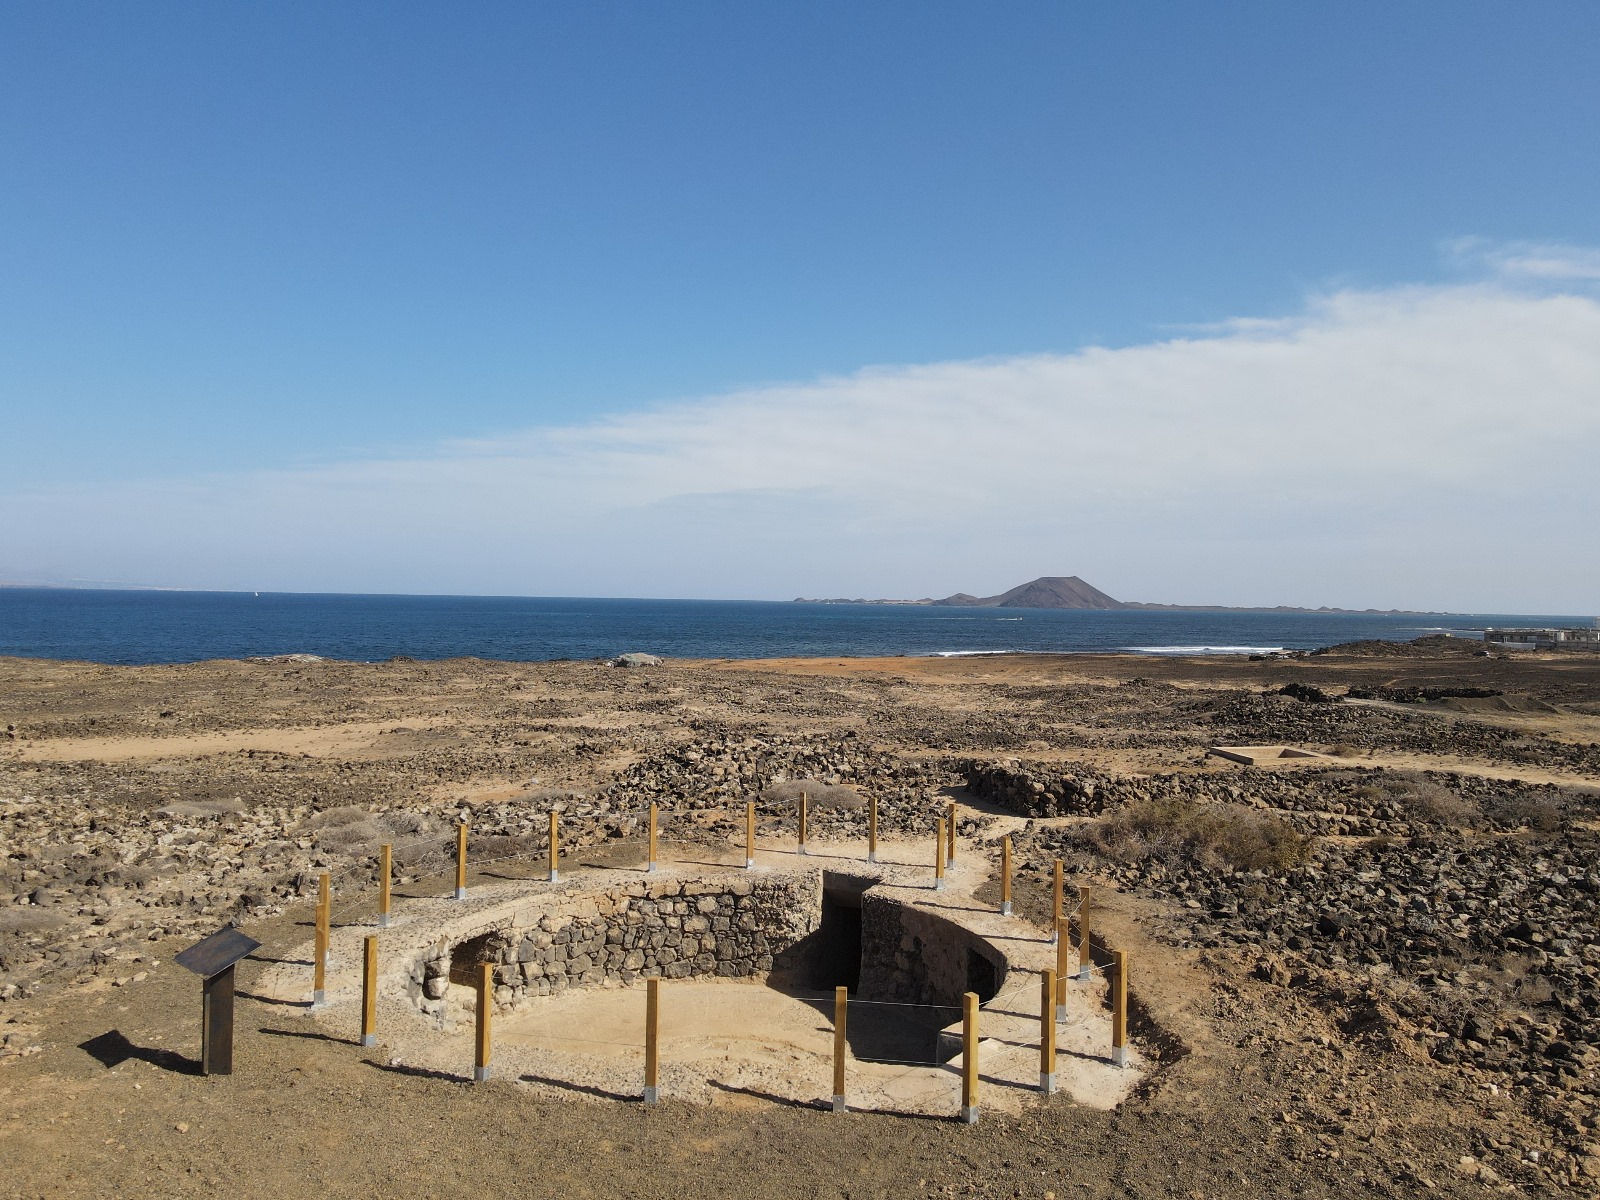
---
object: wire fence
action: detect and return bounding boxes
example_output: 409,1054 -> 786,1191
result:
11,794 -> 1091,1007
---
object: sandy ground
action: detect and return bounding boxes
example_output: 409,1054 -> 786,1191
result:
4,644 -> 1600,1198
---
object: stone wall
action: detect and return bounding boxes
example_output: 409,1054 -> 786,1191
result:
961,759 -> 1115,818
409,872 -> 821,1013
858,890 -> 1008,1009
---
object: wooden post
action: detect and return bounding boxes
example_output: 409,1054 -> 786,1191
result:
1111,948 -> 1129,1067
474,962 -> 492,1082
1039,969 -> 1056,1094
1050,859 -> 1063,944
643,977 -> 660,1103
313,871 -> 329,1006
867,795 -> 878,864
832,985 -> 848,1113
798,790 -> 808,856
1077,885 -> 1091,982
1054,919 -> 1068,1021
378,842 -> 392,928
934,819 -> 946,890
454,822 -> 468,900
647,802 -> 658,874
548,809 -> 560,883
745,801 -> 756,870
200,965 -> 236,1075
960,991 -> 979,1124
361,935 -> 378,1047
1000,836 -> 1013,916
946,801 -> 957,864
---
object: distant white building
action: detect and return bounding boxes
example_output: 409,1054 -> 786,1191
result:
1484,620 -> 1600,649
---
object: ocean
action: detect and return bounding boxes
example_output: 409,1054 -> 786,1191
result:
0,588 -> 1581,666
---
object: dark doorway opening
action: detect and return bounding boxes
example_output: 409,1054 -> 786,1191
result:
966,948 -> 999,1003
811,885 -> 862,991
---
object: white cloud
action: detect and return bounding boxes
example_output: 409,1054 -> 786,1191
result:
1448,236 -> 1600,283
5,278 -> 1600,612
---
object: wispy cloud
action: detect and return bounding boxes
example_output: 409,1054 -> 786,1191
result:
5,274 -> 1600,611
1448,236 -> 1600,283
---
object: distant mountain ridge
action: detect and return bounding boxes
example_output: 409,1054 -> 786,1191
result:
794,575 -> 1444,615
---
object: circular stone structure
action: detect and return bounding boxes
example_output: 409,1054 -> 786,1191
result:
259,831 -> 1143,1117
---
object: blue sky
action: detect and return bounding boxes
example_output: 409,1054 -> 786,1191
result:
3,3 -> 1599,608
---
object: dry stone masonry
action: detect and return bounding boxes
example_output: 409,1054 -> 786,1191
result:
410,873 -> 820,1014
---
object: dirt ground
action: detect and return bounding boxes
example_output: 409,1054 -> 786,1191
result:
3,642 -> 1600,1198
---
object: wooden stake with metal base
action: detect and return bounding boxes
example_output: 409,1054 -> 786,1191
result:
378,842 -> 392,927
798,791 -> 808,856
1039,969 -> 1057,1094
946,802 -> 956,864
1000,836 -> 1013,915
960,991 -> 979,1124
647,802 -> 658,873
934,819 -> 946,891
361,935 -> 378,1048
1054,919 -> 1069,1021
1077,885 -> 1092,983
745,801 -> 756,870
1111,948 -> 1129,1067
548,810 -> 560,883
1050,859 -> 1063,944
313,872 -> 329,1007
643,977 -> 660,1103
454,823 -> 468,900
474,962 -> 492,1082
867,795 -> 878,864
832,985 -> 848,1113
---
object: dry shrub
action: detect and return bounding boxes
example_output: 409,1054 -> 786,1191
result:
1088,798 -> 1311,873
302,805 -> 369,829
762,779 -> 863,809
1495,795 -> 1563,832
1358,772 -> 1478,826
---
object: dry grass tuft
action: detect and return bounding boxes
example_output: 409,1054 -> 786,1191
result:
1087,797 -> 1311,873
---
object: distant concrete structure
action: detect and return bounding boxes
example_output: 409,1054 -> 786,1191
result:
1484,620 -> 1600,650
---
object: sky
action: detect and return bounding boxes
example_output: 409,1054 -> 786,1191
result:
2,2 -> 1598,611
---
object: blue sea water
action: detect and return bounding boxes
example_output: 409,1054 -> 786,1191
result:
0,588 -> 1582,666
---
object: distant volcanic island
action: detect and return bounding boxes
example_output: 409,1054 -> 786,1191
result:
793,575 -> 1439,616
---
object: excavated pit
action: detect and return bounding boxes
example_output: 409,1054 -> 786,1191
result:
267,842 -> 1143,1116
